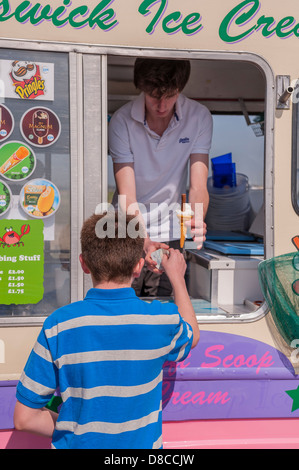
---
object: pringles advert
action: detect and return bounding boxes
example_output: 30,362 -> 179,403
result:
0,59 -> 54,101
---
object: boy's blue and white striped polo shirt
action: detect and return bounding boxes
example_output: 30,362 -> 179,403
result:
16,287 -> 193,449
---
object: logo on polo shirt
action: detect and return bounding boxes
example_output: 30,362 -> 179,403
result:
179,137 -> 190,144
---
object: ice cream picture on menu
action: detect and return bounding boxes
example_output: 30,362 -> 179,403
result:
20,178 -> 60,219
20,106 -> 61,147
0,104 -> 14,142
0,142 -> 35,180
32,109 -> 49,144
0,180 -> 12,216
0,146 -> 29,175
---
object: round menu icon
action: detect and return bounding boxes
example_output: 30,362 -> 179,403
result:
20,107 -> 61,147
0,105 -> 14,142
0,141 -> 35,181
0,180 -> 12,216
20,178 -> 60,219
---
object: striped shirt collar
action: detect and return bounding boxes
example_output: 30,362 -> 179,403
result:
85,287 -> 137,301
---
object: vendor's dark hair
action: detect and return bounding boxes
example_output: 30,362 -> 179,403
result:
134,58 -> 190,99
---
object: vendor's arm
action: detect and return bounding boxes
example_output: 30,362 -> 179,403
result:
187,153 -> 209,249
114,162 -> 169,272
189,153 -> 209,217
113,162 -> 139,214
14,400 -> 57,438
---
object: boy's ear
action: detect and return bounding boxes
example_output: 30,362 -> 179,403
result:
79,254 -> 91,274
132,257 -> 145,278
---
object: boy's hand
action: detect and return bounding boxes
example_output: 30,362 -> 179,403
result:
161,248 -> 186,283
144,238 -> 169,273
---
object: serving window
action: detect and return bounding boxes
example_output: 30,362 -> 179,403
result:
0,45 -> 274,324
107,54 -> 269,321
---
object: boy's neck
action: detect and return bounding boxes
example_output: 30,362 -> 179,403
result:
92,279 -> 133,290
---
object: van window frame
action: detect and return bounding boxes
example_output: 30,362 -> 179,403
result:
0,40 -> 274,325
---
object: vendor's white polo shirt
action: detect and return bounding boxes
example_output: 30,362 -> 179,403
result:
109,93 -> 213,241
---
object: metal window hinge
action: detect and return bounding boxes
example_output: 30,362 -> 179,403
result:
276,75 -> 294,109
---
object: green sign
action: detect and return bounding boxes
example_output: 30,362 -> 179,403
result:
0,219 -> 44,304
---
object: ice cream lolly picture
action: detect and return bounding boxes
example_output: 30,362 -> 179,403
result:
20,106 -> 61,147
20,178 -> 60,218
0,180 -> 12,216
32,109 -> 49,144
0,142 -> 35,180
0,104 -> 14,142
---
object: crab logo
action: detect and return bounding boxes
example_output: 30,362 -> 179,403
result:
0,224 -> 30,248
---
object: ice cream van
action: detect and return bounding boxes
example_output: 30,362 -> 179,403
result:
0,0 -> 299,449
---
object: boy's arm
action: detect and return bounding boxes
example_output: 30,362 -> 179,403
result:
14,400 -> 57,438
161,249 -> 200,348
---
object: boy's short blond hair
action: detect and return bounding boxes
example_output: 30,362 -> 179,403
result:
80,212 -> 144,283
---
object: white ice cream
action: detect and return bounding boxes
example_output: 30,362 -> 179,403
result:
176,203 -> 194,218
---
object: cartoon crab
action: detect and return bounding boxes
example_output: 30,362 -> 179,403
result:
0,224 -> 30,248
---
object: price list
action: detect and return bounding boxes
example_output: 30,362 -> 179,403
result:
0,219 -> 44,305
8,269 -> 25,295
0,268 -> 26,296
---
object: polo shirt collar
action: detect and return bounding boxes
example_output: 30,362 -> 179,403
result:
85,287 -> 137,301
175,93 -> 183,120
131,92 -> 184,125
131,92 -> 146,123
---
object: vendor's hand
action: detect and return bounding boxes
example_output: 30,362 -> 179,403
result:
144,238 -> 169,273
185,218 -> 207,250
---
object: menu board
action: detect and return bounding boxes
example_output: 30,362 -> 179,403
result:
0,56 -> 63,306
0,219 -> 44,304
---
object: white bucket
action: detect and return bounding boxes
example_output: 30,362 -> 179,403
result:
205,173 -> 251,231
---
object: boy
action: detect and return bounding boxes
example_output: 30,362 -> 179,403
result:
14,212 -> 199,449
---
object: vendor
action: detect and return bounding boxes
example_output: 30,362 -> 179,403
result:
108,58 -> 213,296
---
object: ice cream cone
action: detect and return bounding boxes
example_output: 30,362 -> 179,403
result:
176,199 -> 194,249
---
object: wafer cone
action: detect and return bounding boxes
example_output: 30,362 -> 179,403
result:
176,195 -> 194,249
178,214 -> 193,248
